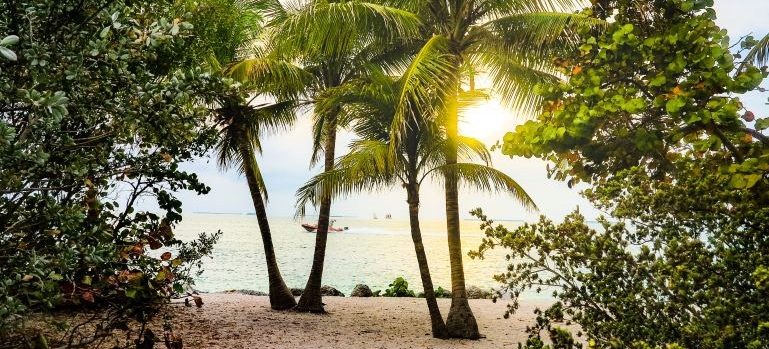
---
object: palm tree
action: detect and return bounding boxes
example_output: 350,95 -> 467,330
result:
742,33 -> 769,70
295,71 -> 536,337
385,0 -> 603,338
195,0 -> 310,310
236,0 -> 422,312
213,97 -> 299,310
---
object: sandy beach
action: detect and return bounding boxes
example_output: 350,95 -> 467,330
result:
164,293 -> 556,349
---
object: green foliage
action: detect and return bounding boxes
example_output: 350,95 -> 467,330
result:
417,286 -> 451,298
741,33 -> 769,69
0,34 -> 18,61
487,1 -> 769,347
502,0 -> 769,193
0,0 -> 234,342
383,277 -> 416,297
434,286 -> 451,298
295,71 -> 535,215
472,157 -> 769,348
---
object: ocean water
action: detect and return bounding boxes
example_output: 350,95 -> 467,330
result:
174,214 -> 528,297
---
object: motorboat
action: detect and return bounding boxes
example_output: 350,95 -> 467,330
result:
301,220 -> 347,233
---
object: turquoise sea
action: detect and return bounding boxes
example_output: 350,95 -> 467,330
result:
175,214 -> 537,297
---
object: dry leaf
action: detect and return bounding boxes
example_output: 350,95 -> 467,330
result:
82,291 -> 95,303
571,66 -> 583,75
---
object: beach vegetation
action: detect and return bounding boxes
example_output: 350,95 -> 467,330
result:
0,0 -> 232,345
383,277 -> 417,298
475,0 -> 769,347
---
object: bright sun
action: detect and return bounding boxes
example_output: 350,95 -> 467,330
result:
459,100 -> 519,145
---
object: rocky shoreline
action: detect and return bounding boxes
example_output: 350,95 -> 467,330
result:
225,283 -> 496,299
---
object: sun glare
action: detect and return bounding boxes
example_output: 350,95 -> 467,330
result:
459,100 -> 518,144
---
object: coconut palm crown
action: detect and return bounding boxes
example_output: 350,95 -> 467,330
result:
295,69 -> 536,336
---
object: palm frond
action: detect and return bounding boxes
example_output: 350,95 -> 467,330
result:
474,47 -> 559,115
341,139 -> 397,173
456,136 -> 492,165
741,33 -> 769,71
214,99 -> 295,182
418,135 -> 491,171
479,0 -> 588,17
251,100 -> 298,135
391,34 -> 457,151
309,107 -> 328,167
295,141 -> 397,217
427,163 -> 537,211
226,58 -> 309,99
457,88 -> 491,112
484,12 -> 606,60
267,0 -> 422,59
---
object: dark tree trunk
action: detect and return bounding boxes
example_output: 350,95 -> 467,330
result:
240,145 -> 296,310
296,114 -> 338,313
406,181 -> 449,338
443,88 -> 480,339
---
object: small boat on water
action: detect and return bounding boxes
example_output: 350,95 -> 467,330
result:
301,220 -> 347,233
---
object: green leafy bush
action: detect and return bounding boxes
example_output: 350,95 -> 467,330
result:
383,277 -> 416,297
417,286 -> 451,298
489,1 -> 769,347
0,0 -> 239,345
434,286 -> 451,298
472,159 -> 769,348
502,0 -> 769,191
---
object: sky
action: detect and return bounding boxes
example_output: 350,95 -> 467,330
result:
164,0 -> 769,221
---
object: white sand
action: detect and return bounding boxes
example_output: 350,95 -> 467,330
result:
166,293 -> 557,349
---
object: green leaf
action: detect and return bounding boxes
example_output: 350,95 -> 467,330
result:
125,288 -> 137,299
621,98 -> 646,113
755,118 -> 769,131
0,46 -> 17,61
666,97 -> 687,114
0,35 -> 19,46
649,75 -> 666,87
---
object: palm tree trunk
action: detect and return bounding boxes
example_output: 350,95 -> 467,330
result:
296,113 -> 338,313
406,181 -> 449,338
240,145 -> 296,310
444,87 -> 480,339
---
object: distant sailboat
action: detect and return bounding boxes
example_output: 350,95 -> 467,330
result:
385,213 -> 392,219
373,213 -> 378,220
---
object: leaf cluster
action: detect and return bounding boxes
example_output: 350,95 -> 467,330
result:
472,158 -> 769,348
502,0 -> 769,193
0,0 -> 233,344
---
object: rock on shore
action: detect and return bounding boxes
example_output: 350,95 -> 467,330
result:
350,284 -> 373,297
289,285 -> 346,297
